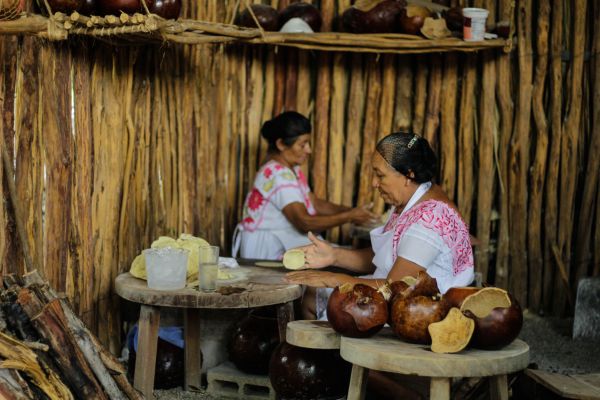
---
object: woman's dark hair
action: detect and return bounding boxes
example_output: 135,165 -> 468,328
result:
375,132 -> 437,183
261,111 -> 311,152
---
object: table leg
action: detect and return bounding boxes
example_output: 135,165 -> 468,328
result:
184,309 -> 202,391
347,364 -> 369,400
490,374 -> 509,400
276,301 -> 295,342
134,305 -> 160,400
430,377 -> 451,400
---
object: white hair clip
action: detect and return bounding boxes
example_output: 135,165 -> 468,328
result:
407,135 -> 419,149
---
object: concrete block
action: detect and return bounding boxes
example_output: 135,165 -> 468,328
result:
573,277 -> 600,340
206,361 -> 276,400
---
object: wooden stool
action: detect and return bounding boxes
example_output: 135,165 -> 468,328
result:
286,320 -> 341,349
340,328 -> 529,400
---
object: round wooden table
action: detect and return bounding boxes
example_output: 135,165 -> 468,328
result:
115,266 -> 301,399
340,328 -> 529,400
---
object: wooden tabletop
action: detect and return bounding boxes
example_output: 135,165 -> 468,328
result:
286,320 -> 341,349
340,327 -> 529,378
115,266 -> 302,309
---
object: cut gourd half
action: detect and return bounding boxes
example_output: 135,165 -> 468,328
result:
429,307 -> 475,353
283,249 -> 306,270
459,287 -> 512,318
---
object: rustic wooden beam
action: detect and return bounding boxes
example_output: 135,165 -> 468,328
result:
393,56 -> 413,132
576,1 -> 600,279
508,0 -> 533,306
475,7 -> 497,284
527,0 -> 550,312
494,0 -> 515,289
439,53 -> 458,200
543,0 -> 563,312
412,55 -> 428,135
374,54 -> 396,214
556,0 -> 587,314
457,54 -> 476,225
357,57 -> 381,207
572,0 -> 597,294
328,51 -> 347,242
311,0 -> 335,199
341,53 -> 365,241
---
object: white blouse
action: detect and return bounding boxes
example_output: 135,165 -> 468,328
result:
232,160 -> 316,260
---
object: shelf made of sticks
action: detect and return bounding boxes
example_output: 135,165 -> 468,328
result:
0,13 -> 512,54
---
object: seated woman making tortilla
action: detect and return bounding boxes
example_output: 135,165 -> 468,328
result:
286,132 -> 475,320
233,111 -> 377,260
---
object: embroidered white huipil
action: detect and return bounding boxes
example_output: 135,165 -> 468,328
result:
232,160 -> 316,260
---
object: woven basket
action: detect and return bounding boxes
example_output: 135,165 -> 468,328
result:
0,0 -> 23,21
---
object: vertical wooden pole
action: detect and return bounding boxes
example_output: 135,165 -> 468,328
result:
393,56 -> 413,132
575,0 -> 600,281
423,54 -> 442,151
41,44 -> 73,294
328,51 -> 347,242
71,44 -> 95,329
543,0 -> 563,312
341,54 -> 365,241
475,0 -> 497,283
374,54 -> 397,214
527,0 -> 550,312
14,37 -> 42,276
312,0 -> 335,199
439,53 -> 458,200
457,55 -> 476,225
1,38 -> 22,275
357,58 -> 382,207
508,0 -> 533,306
495,0 -> 515,289
556,0 -> 587,313
412,55 -> 428,136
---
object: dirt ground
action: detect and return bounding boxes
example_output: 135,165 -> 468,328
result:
154,311 -> 600,399
518,310 -> 600,375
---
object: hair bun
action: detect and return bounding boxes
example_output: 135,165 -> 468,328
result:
261,119 -> 276,141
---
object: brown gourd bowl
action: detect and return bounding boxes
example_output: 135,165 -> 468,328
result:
327,283 -> 388,338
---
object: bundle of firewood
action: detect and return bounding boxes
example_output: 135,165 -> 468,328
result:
0,270 -> 142,400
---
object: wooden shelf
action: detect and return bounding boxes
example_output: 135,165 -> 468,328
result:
0,14 -> 512,54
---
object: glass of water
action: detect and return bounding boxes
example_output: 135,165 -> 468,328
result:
198,245 -> 219,292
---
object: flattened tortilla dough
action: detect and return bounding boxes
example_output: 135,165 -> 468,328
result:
283,249 -> 305,270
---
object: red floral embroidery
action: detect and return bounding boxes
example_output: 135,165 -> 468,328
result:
390,200 -> 473,276
274,164 -> 284,171
263,167 -> 273,179
243,216 -> 254,224
247,189 -> 265,211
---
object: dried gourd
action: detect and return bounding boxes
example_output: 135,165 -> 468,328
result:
428,307 -> 474,353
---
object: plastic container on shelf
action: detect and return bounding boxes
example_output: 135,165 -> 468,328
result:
462,8 -> 489,41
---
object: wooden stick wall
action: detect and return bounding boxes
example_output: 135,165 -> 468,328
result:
0,0 -> 599,351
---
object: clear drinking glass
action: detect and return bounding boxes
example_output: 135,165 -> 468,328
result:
143,247 -> 189,290
198,246 -> 219,292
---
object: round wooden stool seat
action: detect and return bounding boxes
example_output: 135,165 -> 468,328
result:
286,320 -> 341,349
340,327 -> 529,400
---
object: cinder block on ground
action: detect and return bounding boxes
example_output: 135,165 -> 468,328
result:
206,361 -> 276,400
573,277 -> 600,340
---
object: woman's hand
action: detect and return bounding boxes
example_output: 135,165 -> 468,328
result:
298,232 -> 336,269
285,270 -> 346,288
348,203 -> 380,226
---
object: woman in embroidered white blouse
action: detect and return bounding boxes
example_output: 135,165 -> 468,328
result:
232,111 -> 377,260
286,132 -> 475,320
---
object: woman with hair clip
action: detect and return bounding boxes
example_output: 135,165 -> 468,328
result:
286,132 -> 475,321
232,111 -> 378,260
